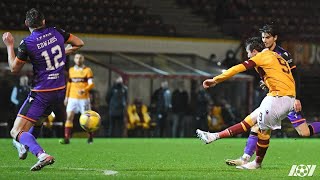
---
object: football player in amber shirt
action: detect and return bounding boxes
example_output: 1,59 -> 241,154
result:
226,24 -> 320,167
60,53 -> 94,144
196,37 -> 298,170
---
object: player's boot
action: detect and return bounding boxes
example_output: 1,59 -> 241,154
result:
236,160 -> 261,170
59,138 -> 70,144
226,157 -> 249,166
87,137 -> 93,144
30,153 -> 55,171
196,129 -> 219,144
12,139 -> 28,160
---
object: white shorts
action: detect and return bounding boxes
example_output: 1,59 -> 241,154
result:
66,98 -> 91,114
250,96 -> 295,130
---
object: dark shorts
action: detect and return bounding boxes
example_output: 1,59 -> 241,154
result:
18,89 -> 65,123
287,111 -> 306,128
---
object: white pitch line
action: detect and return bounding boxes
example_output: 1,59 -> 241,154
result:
0,165 -> 118,176
103,170 -> 118,175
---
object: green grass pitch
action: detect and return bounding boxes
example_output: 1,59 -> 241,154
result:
0,138 -> 319,179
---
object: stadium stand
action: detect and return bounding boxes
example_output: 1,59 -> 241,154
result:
1,0 -> 320,40
176,0 -> 320,41
0,0 -> 176,36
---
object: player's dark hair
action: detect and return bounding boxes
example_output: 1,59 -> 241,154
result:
25,8 -> 45,28
259,23 -> 278,37
245,37 -> 264,52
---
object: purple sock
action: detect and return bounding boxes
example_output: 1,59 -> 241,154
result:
19,132 -> 44,156
310,122 -> 320,134
29,126 -> 41,139
244,135 -> 258,156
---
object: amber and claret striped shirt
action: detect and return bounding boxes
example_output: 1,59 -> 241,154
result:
66,65 -> 94,99
213,49 -> 296,97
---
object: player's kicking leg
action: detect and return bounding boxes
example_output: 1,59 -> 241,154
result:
196,114 -> 256,144
225,124 -> 259,166
226,111 -> 320,166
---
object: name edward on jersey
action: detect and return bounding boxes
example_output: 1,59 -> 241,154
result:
36,36 -> 57,49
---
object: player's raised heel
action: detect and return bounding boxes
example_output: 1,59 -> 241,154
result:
30,154 -> 55,171
12,139 -> 28,160
196,129 -> 219,144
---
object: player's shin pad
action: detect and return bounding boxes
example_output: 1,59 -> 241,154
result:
255,131 -> 270,164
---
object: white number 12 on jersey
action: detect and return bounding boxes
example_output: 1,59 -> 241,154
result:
41,45 -> 65,70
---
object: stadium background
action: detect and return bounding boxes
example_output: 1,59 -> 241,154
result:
0,0 -> 320,138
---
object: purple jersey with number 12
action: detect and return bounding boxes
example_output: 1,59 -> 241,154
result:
17,27 -> 70,91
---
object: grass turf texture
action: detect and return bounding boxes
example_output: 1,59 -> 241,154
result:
0,138 -> 319,179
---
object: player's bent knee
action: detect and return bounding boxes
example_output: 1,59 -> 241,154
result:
244,115 -> 256,127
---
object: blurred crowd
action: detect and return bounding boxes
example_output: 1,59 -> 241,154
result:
0,74 -> 241,138
103,77 -> 242,138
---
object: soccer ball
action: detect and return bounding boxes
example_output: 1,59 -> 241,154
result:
79,110 -> 101,132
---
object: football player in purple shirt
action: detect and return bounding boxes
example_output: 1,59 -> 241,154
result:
2,8 -> 84,171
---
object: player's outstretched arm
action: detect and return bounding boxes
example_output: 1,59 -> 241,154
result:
65,34 -> 84,55
204,64 -> 247,89
2,32 -> 25,73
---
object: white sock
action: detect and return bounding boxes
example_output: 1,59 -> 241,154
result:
37,153 -> 48,160
242,153 -> 251,161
